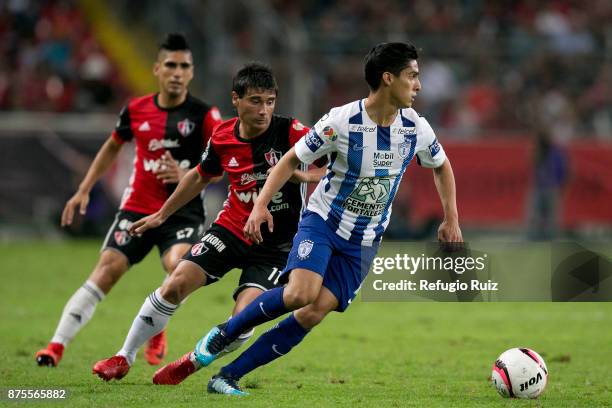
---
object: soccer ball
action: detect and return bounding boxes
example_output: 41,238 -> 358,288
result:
491,348 -> 548,399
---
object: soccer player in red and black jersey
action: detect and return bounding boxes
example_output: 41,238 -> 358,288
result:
90,63 -> 325,383
35,33 -> 222,368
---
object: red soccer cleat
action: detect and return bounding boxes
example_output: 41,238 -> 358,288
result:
92,355 -> 130,381
35,342 -> 64,367
152,352 -> 198,385
145,331 -> 167,365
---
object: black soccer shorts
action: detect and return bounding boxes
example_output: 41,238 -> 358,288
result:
102,210 -> 204,266
182,223 -> 288,299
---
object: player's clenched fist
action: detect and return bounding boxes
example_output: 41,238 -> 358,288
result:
61,191 -> 90,227
437,219 -> 463,243
129,212 -> 167,236
243,204 -> 273,244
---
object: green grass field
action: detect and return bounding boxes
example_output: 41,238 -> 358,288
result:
1,241 -> 611,407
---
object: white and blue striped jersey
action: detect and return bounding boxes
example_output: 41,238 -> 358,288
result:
294,99 -> 446,246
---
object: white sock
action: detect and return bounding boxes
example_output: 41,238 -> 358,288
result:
51,280 -> 105,346
117,288 -> 178,365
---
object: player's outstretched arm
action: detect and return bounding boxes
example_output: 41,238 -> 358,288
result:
244,147 -> 302,243
61,136 -> 123,227
432,158 -> 463,243
130,167 -> 211,235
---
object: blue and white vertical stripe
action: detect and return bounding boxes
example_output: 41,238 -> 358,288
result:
297,100 -> 445,246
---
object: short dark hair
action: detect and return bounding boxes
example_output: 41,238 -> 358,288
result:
159,33 -> 190,52
364,42 -> 419,90
232,62 -> 278,98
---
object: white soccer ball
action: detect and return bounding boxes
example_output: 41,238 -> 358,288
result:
491,348 -> 548,399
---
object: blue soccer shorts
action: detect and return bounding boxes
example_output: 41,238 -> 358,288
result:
282,210 -> 379,312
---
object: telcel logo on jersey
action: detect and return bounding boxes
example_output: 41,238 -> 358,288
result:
392,126 -> 417,135
348,124 -> 376,133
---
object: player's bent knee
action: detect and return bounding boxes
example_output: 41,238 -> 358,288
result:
160,262 -> 204,304
283,287 -> 317,309
164,254 -> 184,275
162,243 -> 192,274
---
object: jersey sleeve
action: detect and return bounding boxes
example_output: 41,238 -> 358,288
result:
202,106 -> 223,145
111,104 -> 133,144
294,111 -> 338,165
415,116 -> 446,168
197,139 -> 224,177
288,118 -> 309,147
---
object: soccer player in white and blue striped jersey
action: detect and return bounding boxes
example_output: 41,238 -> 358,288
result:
164,42 -> 463,395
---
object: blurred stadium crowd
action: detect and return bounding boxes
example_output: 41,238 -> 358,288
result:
0,0 -> 127,112
2,0 -> 610,139
271,0 -> 611,139
0,0 -> 610,239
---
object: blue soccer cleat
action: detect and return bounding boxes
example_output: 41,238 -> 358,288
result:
193,324 -> 230,367
207,374 -> 248,396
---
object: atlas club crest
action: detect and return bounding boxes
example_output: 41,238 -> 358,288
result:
177,118 -> 195,137
264,148 -> 282,166
114,231 -> 131,246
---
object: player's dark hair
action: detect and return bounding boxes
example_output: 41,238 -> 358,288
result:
364,42 -> 419,90
159,33 -> 190,52
232,62 -> 278,98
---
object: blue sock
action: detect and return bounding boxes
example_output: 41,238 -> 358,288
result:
224,287 -> 288,339
221,313 -> 308,380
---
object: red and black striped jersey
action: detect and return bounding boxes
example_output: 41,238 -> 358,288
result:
112,93 -> 222,219
198,115 -> 311,247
